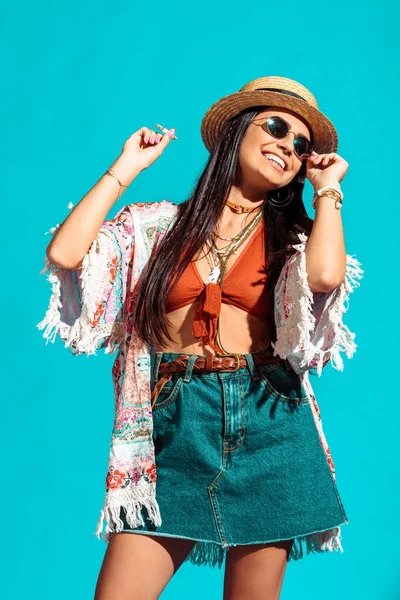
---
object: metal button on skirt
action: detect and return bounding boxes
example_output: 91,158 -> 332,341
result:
116,348 -> 348,569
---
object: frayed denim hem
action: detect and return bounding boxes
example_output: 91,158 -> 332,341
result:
185,523 -> 347,568
117,522 -> 348,569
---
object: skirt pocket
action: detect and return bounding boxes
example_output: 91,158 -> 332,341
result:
257,363 -> 308,404
152,375 -> 184,412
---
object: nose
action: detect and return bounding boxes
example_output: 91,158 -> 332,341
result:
277,131 -> 296,155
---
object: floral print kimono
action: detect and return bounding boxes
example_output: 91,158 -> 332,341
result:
37,200 -> 363,566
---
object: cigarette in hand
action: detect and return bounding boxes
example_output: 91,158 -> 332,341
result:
154,123 -> 178,140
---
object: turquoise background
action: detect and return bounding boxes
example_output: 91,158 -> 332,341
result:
2,0 -> 398,598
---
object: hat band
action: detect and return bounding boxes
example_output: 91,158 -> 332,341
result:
257,87 -> 307,102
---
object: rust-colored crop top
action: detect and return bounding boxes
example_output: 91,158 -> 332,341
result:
166,223 -> 273,353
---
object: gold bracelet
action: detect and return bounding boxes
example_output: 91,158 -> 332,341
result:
312,186 -> 343,210
105,168 -> 129,198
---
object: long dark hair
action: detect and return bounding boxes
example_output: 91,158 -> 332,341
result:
133,106 -> 314,347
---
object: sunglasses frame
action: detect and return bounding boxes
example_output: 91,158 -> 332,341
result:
251,115 -> 314,160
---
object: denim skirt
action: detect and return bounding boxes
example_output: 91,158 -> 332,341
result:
117,348 -> 348,568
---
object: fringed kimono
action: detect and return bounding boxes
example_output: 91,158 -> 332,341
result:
37,200 -> 363,566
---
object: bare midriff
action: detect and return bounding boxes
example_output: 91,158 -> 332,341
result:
153,223 -> 274,355
153,302 -> 273,354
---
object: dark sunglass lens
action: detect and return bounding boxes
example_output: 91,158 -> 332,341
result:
294,136 -> 312,159
265,117 -> 288,139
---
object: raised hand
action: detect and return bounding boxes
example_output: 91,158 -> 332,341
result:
121,126 -> 176,172
306,151 -> 348,190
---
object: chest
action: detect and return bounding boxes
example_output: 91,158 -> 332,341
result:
166,223 -> 271,320
194,222 -> 266,286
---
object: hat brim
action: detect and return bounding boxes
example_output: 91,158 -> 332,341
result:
201,90 -> 338,154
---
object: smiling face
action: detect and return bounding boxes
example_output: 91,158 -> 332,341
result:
236,107 -> 313,193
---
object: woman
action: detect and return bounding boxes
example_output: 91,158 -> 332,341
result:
38,76 -> 363,599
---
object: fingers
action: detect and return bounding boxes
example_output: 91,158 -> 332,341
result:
309,152 -> 337,166
130,127 -> 159,145
133,127 -> 151,140
321,154 -> 333,166
128,126 -> 176,157
143,128 -> 175,146
309,152 -> 322,165
143,129 -> 159,145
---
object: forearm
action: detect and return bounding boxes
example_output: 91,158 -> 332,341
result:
46,152 -> 141,270
305,183 -> 347,292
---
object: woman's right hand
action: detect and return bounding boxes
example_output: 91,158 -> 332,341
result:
121,126 -> 176,172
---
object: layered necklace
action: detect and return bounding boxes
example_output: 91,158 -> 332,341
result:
193,201 -> 264,356
204,208 -> 263,285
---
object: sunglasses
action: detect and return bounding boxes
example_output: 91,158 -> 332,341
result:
251,115 -> 313,160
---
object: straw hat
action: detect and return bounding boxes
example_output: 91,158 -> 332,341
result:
201,76 -> 338,155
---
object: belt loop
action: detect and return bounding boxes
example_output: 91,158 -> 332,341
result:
183,355 -> 198,383
152,352 -> 164,383
245,352 -> 260,381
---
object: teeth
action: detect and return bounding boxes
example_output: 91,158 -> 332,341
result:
263,153 -> 285,170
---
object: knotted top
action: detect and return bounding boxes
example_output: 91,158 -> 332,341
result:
166,224 -> 272,352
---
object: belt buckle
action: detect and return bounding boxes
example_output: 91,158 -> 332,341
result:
217,353 -> 242,373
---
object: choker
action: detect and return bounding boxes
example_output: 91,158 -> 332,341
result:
224,199 -> 263,214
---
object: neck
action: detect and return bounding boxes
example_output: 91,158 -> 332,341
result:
225,183 -> 266,210
218,202 -> 263,232
225,199 -> 263,214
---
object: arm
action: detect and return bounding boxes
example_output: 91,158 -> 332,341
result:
38,126 -> 175,355
38,203 -> 135,355
46,153 -> 141,269
305,182 -> 347,292
46,126 -> 174,270
272,152 -> 363,375
303,152 -> 349,293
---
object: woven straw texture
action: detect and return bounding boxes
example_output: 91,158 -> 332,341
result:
201,76 -> 338,154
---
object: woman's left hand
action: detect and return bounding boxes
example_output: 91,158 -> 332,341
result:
306,152 -> 349,190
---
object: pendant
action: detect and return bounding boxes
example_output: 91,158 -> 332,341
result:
207,265 -> 221,284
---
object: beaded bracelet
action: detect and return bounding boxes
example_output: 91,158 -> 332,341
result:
312,186 -> 343,210
105,168 -> 129,198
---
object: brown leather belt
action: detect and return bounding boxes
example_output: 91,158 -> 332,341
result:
157,350 -> 283,375
151,349 -> 285,409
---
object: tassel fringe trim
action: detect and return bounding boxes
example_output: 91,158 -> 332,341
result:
272,233 -> 363,376
182,526 -> 344,569
287,525 -> 344,561
184,541 -> 227,569
95,488 -> 162,543
94,492 -> 345,569
37,230 -> 124,355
